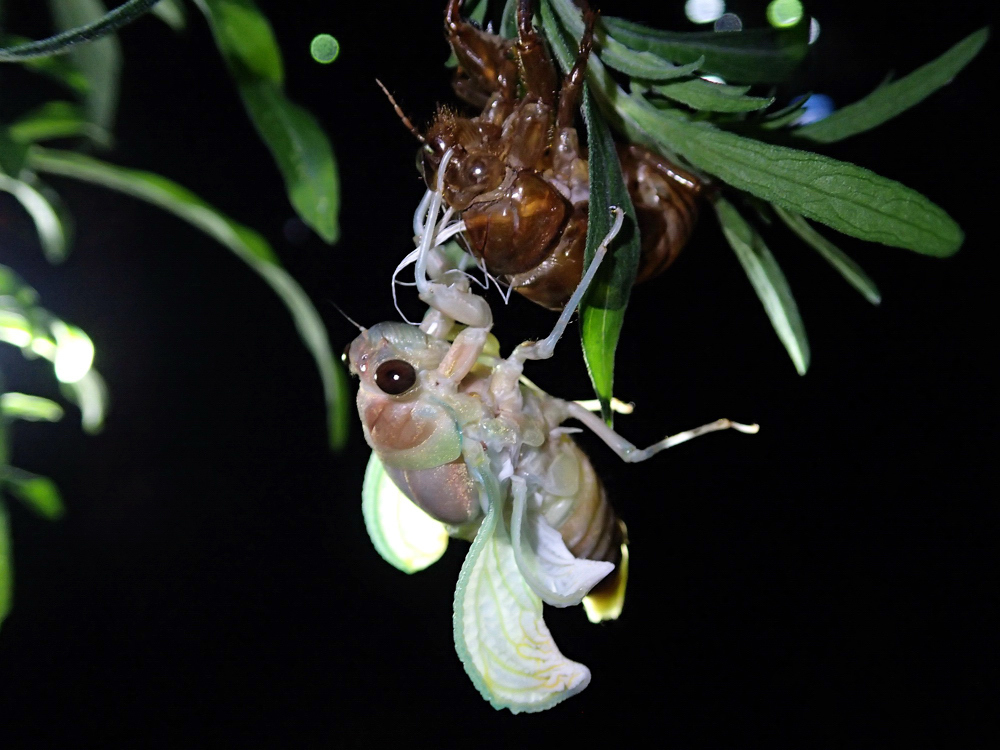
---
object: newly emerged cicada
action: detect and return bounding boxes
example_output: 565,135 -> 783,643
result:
344,155 -> 755,712
407,0 -> 703,310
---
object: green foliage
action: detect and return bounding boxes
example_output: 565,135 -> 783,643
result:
0,501 -> 11,630
579,88 -> 640,423
197,0 -> 341,244
27,148 -> 351,450
795,28 -> 989,143
714,197 -> 809,374
2,468 -> 65,520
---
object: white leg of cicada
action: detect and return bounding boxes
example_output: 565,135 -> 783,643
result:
512,207 -> 624,363
563,401 -> 759,463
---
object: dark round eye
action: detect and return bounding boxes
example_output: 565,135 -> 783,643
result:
375,359 -> 417,395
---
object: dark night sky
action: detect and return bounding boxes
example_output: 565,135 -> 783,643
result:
0,1 -> 995,746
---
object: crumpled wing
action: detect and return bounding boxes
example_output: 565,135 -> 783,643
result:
510,476 -> 614,607
453,454 -> 590,713
362,452 -> 449,573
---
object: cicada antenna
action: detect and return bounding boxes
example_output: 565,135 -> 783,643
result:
330,301 -> 366,333
375,79 -> 428,148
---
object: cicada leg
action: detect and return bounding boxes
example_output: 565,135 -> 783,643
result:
515,0 -> 559,109
555,6 -> 596,130
445,0 -> 517,111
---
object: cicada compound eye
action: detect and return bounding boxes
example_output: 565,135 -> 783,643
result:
375,359 -> 417,395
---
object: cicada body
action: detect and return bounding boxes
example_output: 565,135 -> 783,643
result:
418,0 -> 703,311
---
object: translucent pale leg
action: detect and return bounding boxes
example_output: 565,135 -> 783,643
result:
564,402 -> 759,463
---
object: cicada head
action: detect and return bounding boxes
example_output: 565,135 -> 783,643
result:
345,323 -> 462,471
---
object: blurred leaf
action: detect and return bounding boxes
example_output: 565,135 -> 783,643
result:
601,15 -> 810,83
1,393 -> 65,423
2,468 -> 65,520
773,206 -> 881,305
500,0 -> 517,39
0,129 -> 28,175
548,0 -> 703,81
622,98 -> 964,256
48,0 -> 123,130
28,147 -> 350,449
61,369 -> 107,434
0,173 -> 70,263
197,0 -> 340,243
151,0 -> 186,30
0,501 -> 11,630
796,28 -> 988,143
645,78 -> 774,112
8,101 -> 112,147
0,35 -> 90,92
714,197 -> 810,374
579,87 -> 640,423
50,320 -> 95,383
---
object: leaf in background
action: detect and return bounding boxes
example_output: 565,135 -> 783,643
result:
0,129 -> 28,176
150,0 -> 186,31
8,101 -> 112,147
579,88 -> 641,424
548,0 -> 703,81
714,196 -> 810,374
796,28 -> 988,143
500,0 -> 517,39
28,147 -> 350,449
2,467 -> 65,520
61,369 -> 108,434
645,78 -> 774,112
624,99 -> 964,256
0,173 -> 70,263
0,501 -> 11,630
48,0 -> 123,131
0,35 -> 90,93
197,0 -> 340,244
601,15 -> 810,83
1,393 -> 65,423
773,205 -> 881,305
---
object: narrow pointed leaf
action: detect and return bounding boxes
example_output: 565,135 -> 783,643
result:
500,0 -> 517,39
151,0 -> 186,31
773,205 -> 881,305
647,78 -> 774,112
454,452 -> 591,713
28,147 -> 350,449
796,28 -> 989,143
7,101 -> 111,146
548,0 -> 704,81
1,393 -> 65,423
622,98 -> 963,256
601,15 -> 810,83
61,369 -> 108,434
579,87 -> 641,423
197,0 -> 340,243
2,468 -> 65,520
0,173 -> 69,262
0,35 -> 89,92
48,0 -> 123,130
714,197 -> 810,374
362,452 -> 448,574
0,501 -> 11,630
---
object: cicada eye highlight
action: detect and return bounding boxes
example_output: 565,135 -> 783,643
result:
375,359 -> 417,395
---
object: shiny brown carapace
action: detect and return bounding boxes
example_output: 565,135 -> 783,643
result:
419,0 -> 703,310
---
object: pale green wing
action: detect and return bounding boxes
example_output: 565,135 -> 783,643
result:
453,452 -> 590,713
361,452 -> 448,574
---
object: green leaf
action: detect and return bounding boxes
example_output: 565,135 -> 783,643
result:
2,468 -> 65,520
454,448 -> 590,714
601,15 -> 810,83
773,205 -> 881,305
8,101 -> 112,147
61,369 -> 107,434
713,196 -> 810,374
361,452 -> 448,574
197,0 -> 340,243
623,99 -> 963,256
579,87 -> 641,424
645,77 -> 775,112
0,129 -> 28,175
236,80 -> 341,244
796,28 -> 989,143
0,501 -> 11,630
1,393 -> 65,422
547,0 -> 704,81
0,34 -> 90,92
500,0 -> 517,39
47,0 -> 123,131
0,173 -> 70,263
28,147 -> 350,449
151,0 -> 186,31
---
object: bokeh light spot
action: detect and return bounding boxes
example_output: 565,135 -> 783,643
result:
685,0 -> 725,24
809,17 -> 821,44
766,0 -> 803,28
714,13 -> 742,32
797,94 -> 835,125
310,34 -> 340,64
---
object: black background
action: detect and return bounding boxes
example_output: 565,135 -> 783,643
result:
0,1 -> 995,746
